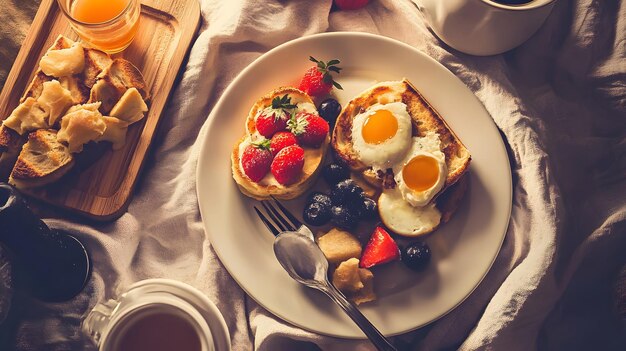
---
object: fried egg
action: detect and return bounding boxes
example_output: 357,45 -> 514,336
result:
393,132 -> 447,207
378,188 -> 442,236
351,102 -> 412,171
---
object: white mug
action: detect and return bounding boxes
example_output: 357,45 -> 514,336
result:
418,0 -> 557,56
82,279 -> 217,351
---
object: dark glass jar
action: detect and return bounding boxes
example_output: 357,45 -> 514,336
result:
0,183 -> 90,302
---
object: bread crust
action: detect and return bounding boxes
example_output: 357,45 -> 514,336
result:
231,87 -> 329,200
9,129 -> 74,189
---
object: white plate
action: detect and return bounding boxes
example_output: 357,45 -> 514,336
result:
197,32 -> 511,338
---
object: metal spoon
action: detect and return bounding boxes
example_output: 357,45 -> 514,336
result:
273,231 -> 397,351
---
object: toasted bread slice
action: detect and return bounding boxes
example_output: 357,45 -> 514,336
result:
9,129 -> 74,189
332,79 -> 470,190
231,87 -> 329,200
89,59 -> 148,114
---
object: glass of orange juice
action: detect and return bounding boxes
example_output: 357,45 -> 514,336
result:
57,0 -> 141,54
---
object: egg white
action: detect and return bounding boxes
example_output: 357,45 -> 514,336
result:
378,187 -> 442,237
351,102 -> 412,171
393,132 -> 447,207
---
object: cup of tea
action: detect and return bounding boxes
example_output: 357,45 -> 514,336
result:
419,0 -> 556,56
56,0 -> 141,53
82,279 -> 225,351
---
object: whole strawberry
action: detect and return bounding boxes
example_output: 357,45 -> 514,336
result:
335,0 -> 369,10
271,145 -> 305,185
241,141 -> 273,182
287,112 -> 330,148
256,94 -> 297,138
270,131 -> 298,156
298,56 -> 343,98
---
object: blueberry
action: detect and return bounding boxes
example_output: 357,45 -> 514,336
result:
330,179 -> 363,205
303,201 -> 332,226
330,205 -> 358,230
318,98 -> 342,127
306,191 -> 332,208
322,163 -> 350,185
358,197 -> 377,220
402,242 -> 431,271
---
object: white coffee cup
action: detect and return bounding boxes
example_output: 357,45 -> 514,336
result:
83,279 -> 218,351
418,0 -> 557,55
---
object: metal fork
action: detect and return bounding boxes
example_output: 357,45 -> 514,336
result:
255,197 -> 397,351
253,196 -> 314,240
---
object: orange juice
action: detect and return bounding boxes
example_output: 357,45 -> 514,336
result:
68,0 -> 140,53
72,0 -> 129,23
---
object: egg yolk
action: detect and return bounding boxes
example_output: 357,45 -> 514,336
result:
403,155 -> 440,192
361,109 -> 398,144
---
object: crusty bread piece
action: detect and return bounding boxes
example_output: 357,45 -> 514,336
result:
332,79 -> 471,191
231,87 -> 329,200
89,59 -> 148,114
9,129 -> 74,189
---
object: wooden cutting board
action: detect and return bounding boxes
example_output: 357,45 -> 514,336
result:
0,0 -> 201,221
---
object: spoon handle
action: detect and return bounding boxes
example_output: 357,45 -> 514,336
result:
321,281 -> 397,351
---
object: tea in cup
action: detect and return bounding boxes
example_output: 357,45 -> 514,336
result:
83,279 -> 225,351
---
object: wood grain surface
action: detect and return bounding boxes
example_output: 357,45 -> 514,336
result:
0,0 -> 201,221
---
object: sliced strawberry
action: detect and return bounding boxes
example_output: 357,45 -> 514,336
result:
271,145 -> 305,185
270,131 -> 298,156
360,226 -> 400,269
287,112 -> 329,148
241,141 -> 272,182
255,94 -> 297,138
298,57 -> 343,98
334,0 -> 369,11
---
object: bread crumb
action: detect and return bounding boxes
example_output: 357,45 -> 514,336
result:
317,228 -> 362,265
332,258 -> 376,305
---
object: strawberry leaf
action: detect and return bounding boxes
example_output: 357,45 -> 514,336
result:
328,66 -> 342,73
252,138 -> 271,150
287,113 -> 308,136
271,94 -> 297,110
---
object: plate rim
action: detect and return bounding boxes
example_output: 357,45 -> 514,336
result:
196,31 -> 512,338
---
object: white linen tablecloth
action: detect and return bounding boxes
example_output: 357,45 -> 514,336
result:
0,0 -> 624,350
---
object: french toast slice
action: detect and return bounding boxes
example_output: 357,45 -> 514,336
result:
9,129 -> 74,189
332,79 -> 471,192
231,87 -> 329,200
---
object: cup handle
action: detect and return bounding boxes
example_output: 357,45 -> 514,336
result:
82,299 -> 121,346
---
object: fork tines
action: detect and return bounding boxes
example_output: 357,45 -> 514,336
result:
254,197 -> 302,236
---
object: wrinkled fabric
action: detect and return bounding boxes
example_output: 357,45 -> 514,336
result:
0,0 -> 624,350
